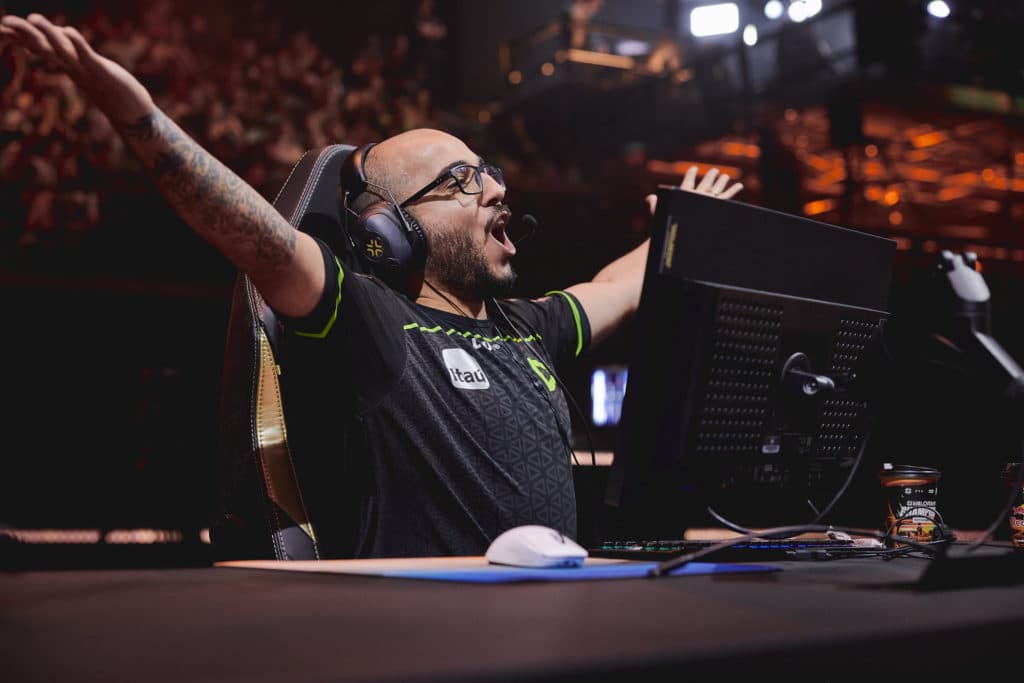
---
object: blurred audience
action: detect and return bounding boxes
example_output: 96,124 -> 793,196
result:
0,0 -> 475,259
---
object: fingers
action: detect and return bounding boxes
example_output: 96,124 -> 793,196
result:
62,26 -> 95,61
644,193 -> 657,216
0,14 -> 95,79
681,166 -> 745,200
720,182 -> 744,200
681,165 -> 698,191
711,172 -> 731,196
695,167 -> 720,194
650,166 -> 749,213
28,14 -> 80,65
1,14 -> 57,60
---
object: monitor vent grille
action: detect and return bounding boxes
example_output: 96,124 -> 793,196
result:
816,399 -> 867,459
695,298 -> 782,455
819,315 -> 876,458
830,317 -> 878,375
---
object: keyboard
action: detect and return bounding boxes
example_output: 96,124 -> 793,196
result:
590,538 -> 876,563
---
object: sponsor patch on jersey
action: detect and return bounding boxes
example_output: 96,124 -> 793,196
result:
442,348 -> 490,390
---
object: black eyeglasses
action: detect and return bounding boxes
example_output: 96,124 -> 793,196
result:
400,162 -> 505,207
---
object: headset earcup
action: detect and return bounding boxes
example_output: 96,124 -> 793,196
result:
352,203 -> 427,283
397,206 -> 428,268
340,142 -> 427,286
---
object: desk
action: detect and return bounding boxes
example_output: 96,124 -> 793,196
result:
4,550 -> 1022,682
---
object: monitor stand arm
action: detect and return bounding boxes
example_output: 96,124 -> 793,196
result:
934,250 -> 1024,400
781,352 -> 836,396
951,328 -> 1024,400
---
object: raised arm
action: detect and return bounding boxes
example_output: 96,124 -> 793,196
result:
565,166 -> 743,347
0,13 -> 324,317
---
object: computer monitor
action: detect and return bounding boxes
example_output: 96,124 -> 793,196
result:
590,364 -> 629,429
605,188 -> 897,537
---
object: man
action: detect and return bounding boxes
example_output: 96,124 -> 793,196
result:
1,13 -> 742,557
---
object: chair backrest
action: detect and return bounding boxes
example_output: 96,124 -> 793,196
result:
211,144 -> 356,561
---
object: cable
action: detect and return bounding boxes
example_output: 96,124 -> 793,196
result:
491,296 -> 610,548
705,506 -> 754,535
960,438 -> 1024,554
423,268 -> 626,537
422,279 -> 474,317
647,523 -> 947,577
882,510 -> 951,547
513,214 -> 538,246
491,298 -> 598,468
704,421 -> 872,540
420,280 -> 580,467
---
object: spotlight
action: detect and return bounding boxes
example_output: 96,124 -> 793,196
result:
690,3 -> 740,37
764,0 -> 784,20
927,0 -> 951,18
803,0 -> 822,17
743,24 -> 758,46
787,1 -> 808,22
615,39 -> 650,57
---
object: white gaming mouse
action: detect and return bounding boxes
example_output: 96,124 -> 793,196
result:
485,525 -> 589,568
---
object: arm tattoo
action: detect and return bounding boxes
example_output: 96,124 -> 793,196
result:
121,114 -> 159,142
119,110 -> 296,271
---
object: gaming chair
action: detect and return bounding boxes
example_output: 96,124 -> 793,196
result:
211,144 -> 357,561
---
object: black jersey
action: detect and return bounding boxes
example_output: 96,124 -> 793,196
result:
279,240 -> 591,557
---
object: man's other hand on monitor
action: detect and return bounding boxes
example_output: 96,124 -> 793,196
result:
645,165 -> 744,215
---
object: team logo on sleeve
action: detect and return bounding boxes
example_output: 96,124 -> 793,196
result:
442,348 -> 490,390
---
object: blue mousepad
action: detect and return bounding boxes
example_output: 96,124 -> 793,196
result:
375,562 -> 780,583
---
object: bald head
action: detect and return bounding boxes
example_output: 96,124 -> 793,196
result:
352,128 -> 475,212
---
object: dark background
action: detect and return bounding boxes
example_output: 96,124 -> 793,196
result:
2,0 -> 1024,562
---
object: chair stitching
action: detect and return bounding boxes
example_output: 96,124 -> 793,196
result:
291,146 -> 339,223
271,149 -> 312,208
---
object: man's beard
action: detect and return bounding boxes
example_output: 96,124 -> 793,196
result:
425,221 -> 517,299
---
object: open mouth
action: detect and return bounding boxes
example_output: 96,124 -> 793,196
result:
488,210 -> 512,246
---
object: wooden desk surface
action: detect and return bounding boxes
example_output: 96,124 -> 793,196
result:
4,548 -> 1022,682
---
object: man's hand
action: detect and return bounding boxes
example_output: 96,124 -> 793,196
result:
644,165 -> 743,215
0,13 -> 154,125
1,12 -> 324,317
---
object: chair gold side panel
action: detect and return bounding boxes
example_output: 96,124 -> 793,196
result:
255,328 -> 317,543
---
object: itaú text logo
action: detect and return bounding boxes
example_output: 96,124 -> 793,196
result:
442,348 -> 490,390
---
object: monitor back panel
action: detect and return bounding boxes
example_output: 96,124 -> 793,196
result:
607,190 -> 896,533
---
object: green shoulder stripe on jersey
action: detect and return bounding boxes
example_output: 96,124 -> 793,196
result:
545,290 -> 584,358
294,256 -> 344,339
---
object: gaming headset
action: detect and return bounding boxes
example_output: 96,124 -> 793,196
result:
339,143 -> 428,286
